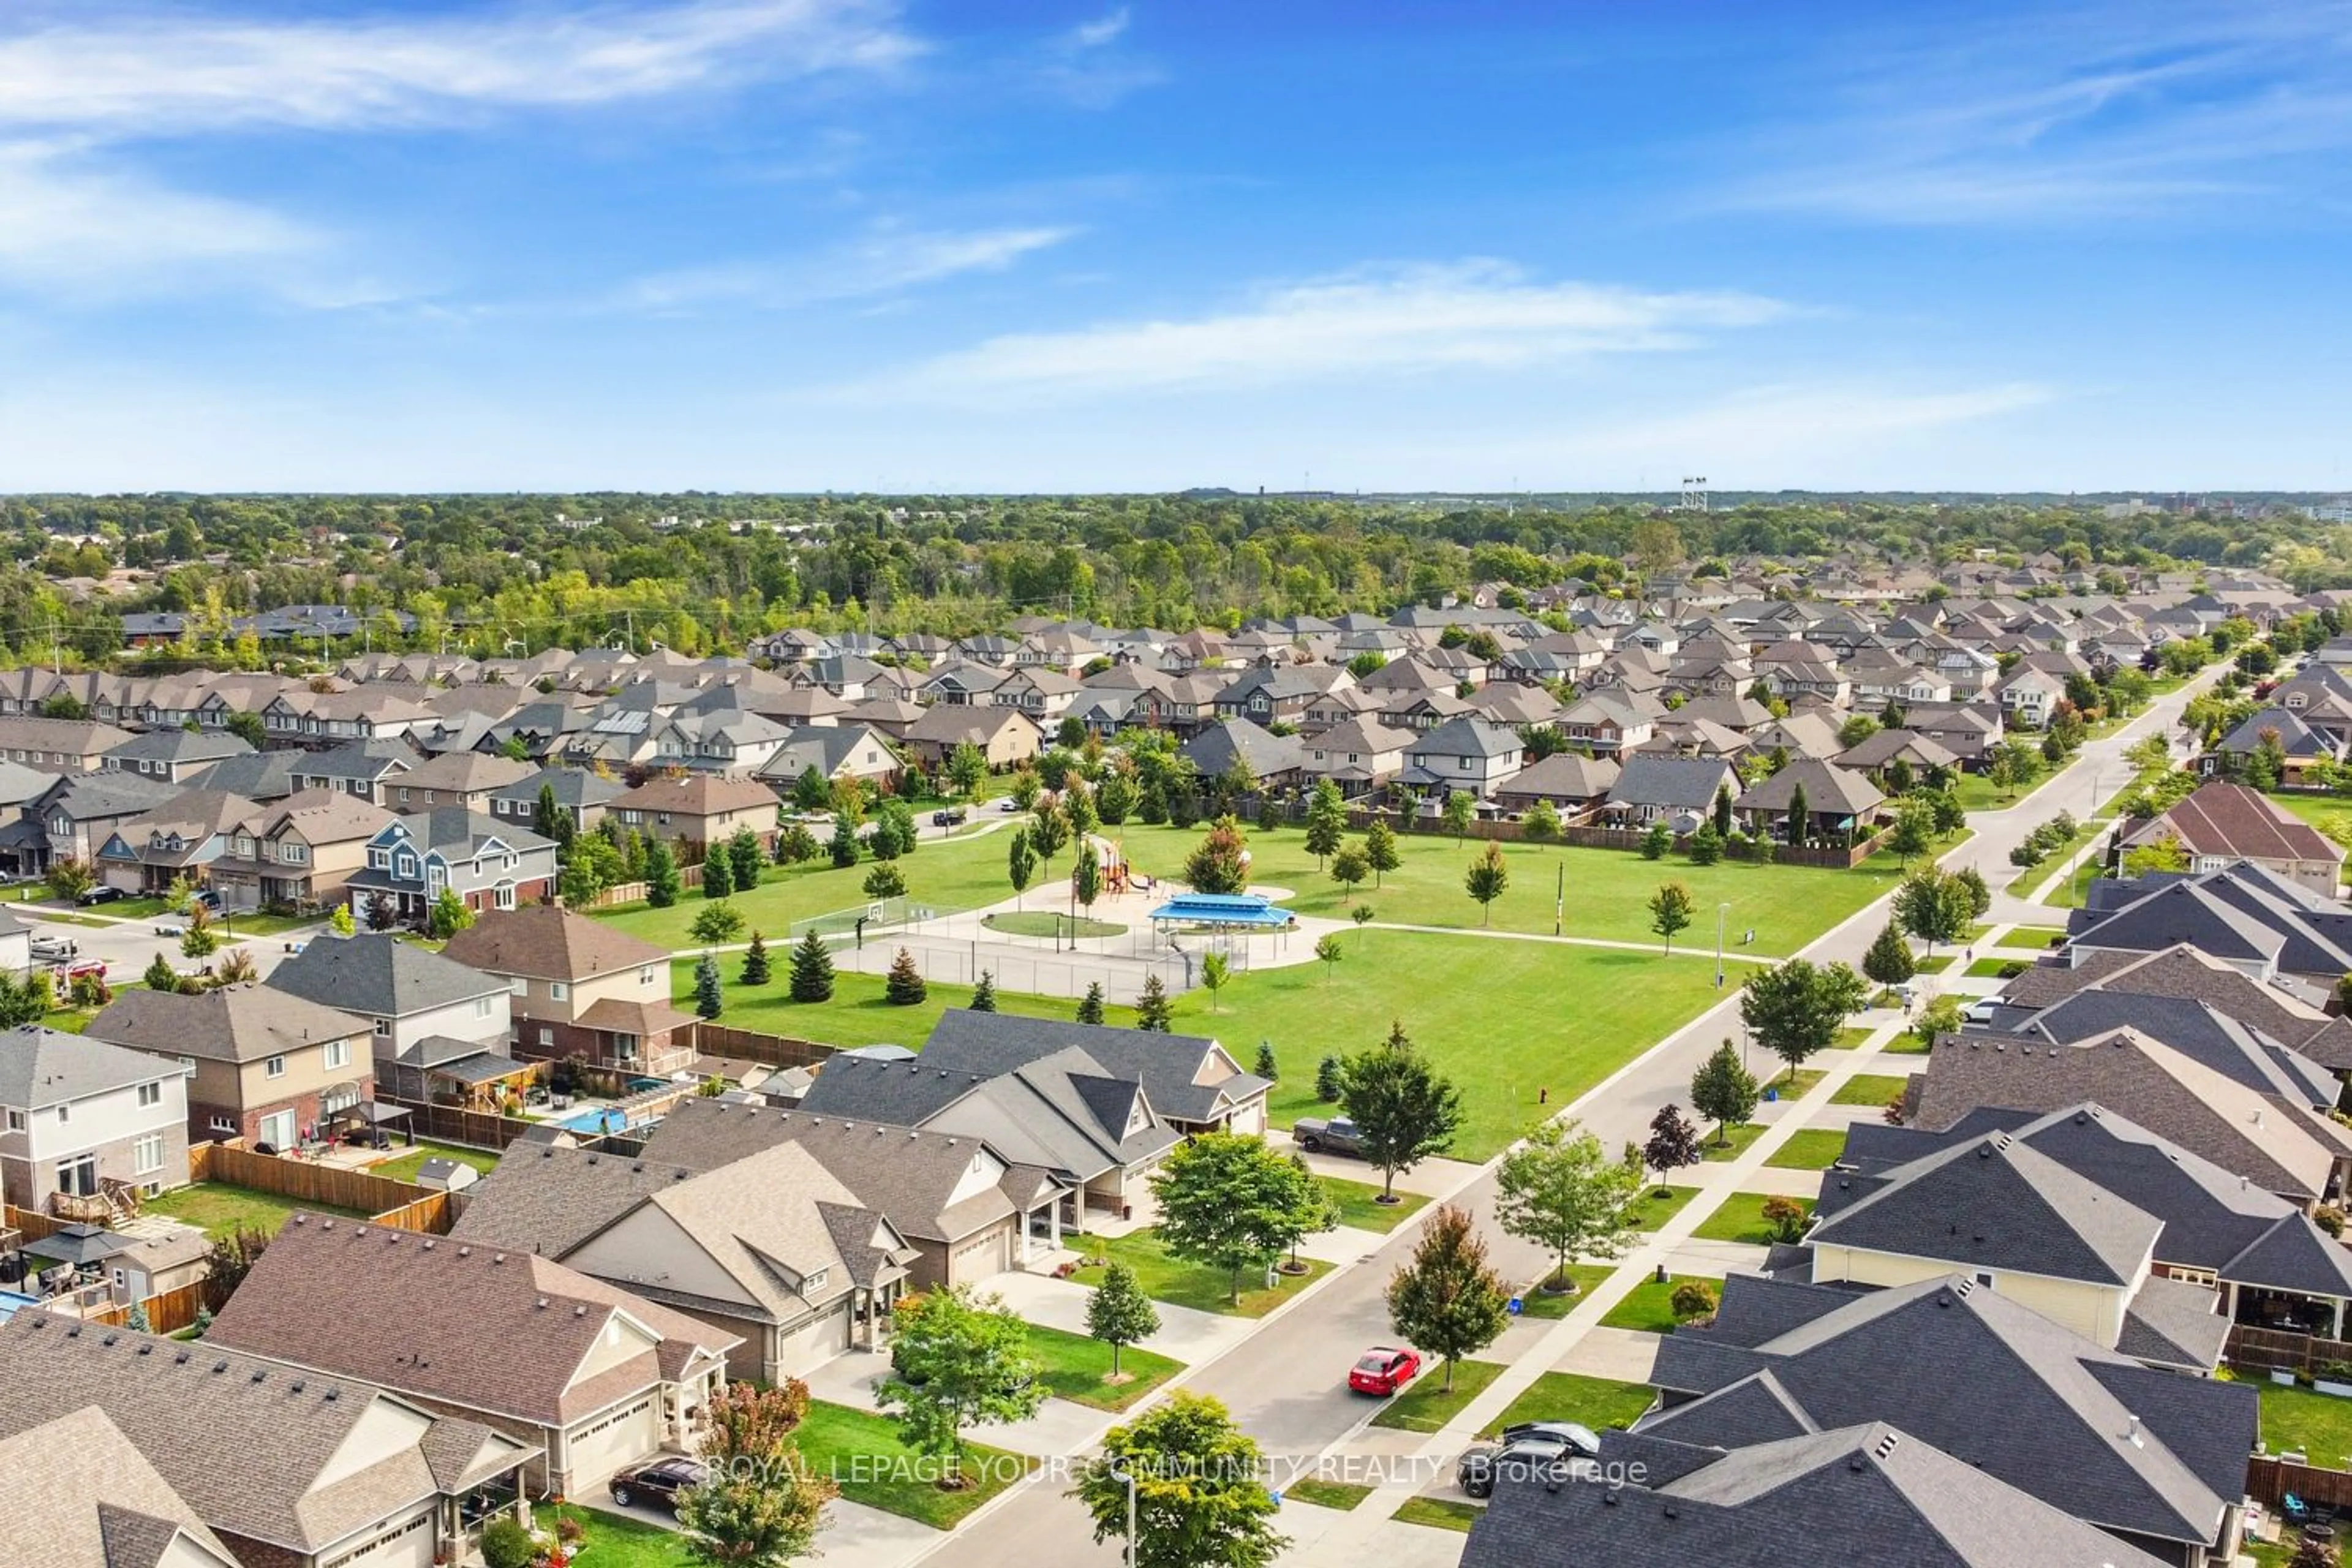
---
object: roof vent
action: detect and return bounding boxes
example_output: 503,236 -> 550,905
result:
2123,1414 -> 2143,1447
135,1343 -> 152,1357
323,1388 -> 338,1401
290,1379 -> 304,1393
251,1369 -> 266,1383
575,1304 -> 587,1316
492,1253 -> 506,1265
212,1360 -> 228,1374
535,1297 -> 548,1310
458,1246 -> 471,1257
173,1351 -> 190,1365
100,1333 -> 118,1348
1872,1433 -> 1900,1460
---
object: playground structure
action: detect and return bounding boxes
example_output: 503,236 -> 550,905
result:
1074,834 -> 1153,898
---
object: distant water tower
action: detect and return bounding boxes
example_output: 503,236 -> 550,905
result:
1680,476 -> 1709,512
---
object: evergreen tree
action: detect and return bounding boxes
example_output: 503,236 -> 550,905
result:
739,930 -> 772,986
693,954 -> 725,1020
1135,973 -> 1174,1031
970,970 -> 998,1012
1363,817 -> 1401,888
702,846 -> 734,899
862,862 -> 908,900
646,840 -> 682,907
1711,781 -> 1735,837
1861,921 -> 1915,986
143,952 -> 178,992
789,930 -> 835,1003
1785,781 -> 1810,848
886,947 -> 927,1005
728,825 -> 765,891
1096,771 -> 1137,825
793,765 -> 832,813
828,809 -> 861,869
1689,1039 -> 1759,1147
1253,1039 -> 1278,1080
774,823 -> 818,864
1076,979 -> 1107,1025
1314,1053 -> 1344,1102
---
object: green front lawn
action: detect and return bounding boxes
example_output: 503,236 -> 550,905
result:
1765,1128 -> 1851,1170
1392,1497 -> 1482,1532
1320,1175 -> 1430,1234
1285,1478 -> 1373,1511
1700,1123 -> 1767,1162
141,1182 -> 368,1241
1514,1263 -> 1619,1316
1882,1029 -> 1933,1055
1481,1371 -> 1656,1438
1831,1072 -> 1913,1107
2274,791 -> 2352,845
372,1140 -> 500,1183
1024,1322 -> 1182,1412
1068,1228 -> 1333,1317
1599,1274 -> 1717,1335
1830,1026 -> 1874,1049
1626,1185 -> 1702,1229
1775,1068 -> 1826,1099
1964,957 -> 2027,978
1368,1358 -> 1504,1432
2256,1378 -> 2352,1471
1691,1191 -> 1812,1245
560,1507 -> 696,1567
793,1398 -> 1030,1529
1112,821 -> 1914,958
2002,924 -> 2068,945
1913,953 -> 1954,973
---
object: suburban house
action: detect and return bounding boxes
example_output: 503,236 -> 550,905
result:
0,1312 -> 537,1568
2,771 -> 182,876
2206,708 -> 2341,785
450,1140 -> 919,1384
85,986 -> 374,1153
1640,1273 -> 2255,1567
2117,780 -> 2345,895
753,724 -> 902,796
640,1099 -> 1071,1289
287,737 -> 418,803
1733,758 -> 1887,844
442,906 -> 698,1076
1555,693 -> 1656,756
0,715 -> 134,773
901,704 -> 1043,772
92,788 -> 258,896
1396,716 -> 1526,797
341,809 -> 560,928
1995,665 -> 2067,727
206,1214 -> 739,1498
1180,720 -> 1307,793
206,787 -> 398,913
486,765 -> 626,836
266,934 -> 514,1063
2063,862 -> 2352,992
101,728 -> 253,785
605,774 -> 779,863
0,1406 -> 242,1568
1603,754 -> 1740,829
0,1025 -> 190,1213
1300,716 -> 1414,797
385,752 -> 535,813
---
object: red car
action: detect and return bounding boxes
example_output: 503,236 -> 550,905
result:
1349,1346 -> 1423,1396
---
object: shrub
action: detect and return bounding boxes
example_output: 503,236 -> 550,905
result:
1760,1196 -> 1808,1243
480,1518 -> 535,1568
2319,1205 -> 2347,1239
1668,1280 -> 1719,1322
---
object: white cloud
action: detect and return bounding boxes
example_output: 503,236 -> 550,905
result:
873,262 -> 1787,400
0,141 -> 323,297
0,0 -> 918,135
1066,9 -> 1131,50
620,224 -> 1077,309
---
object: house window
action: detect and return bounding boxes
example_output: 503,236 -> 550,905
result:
395,852 -> 418,879
549,981 -> 569,1002
494,881 -> 516,911
132,1134 -> 164,1176
639,966 -> 655,986
473,997 -> 493,1019
323,1039 -> 349,1071
537,1026 -> 552,1046
56,1103 -> 68,1124
369,847 -> 390,870
137,1082 -> 161,1107
372,1017 -> 390,1037
4,1109 -> 20,1132
265,1056 -> 286,1079
280,843 -> 306,865
510,976 -> 529,996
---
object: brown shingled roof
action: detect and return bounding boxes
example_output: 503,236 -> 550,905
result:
440,903 -> 669,981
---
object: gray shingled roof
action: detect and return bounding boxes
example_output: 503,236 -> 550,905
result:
921,1009 -> 1268,1125
0,1025 -> 178,1112
265,933 -> 507,1018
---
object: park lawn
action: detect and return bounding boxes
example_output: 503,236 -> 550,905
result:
1699,1123 -> 1767,1162
686,961 -> 1140,1044
1023,1323 -> 1182,1412
981,912 -> 1125,939
1368,1359 -> 1504,1433
1832,1072 -> 1914,1107
1600,1275 -> 1717,1335
372,1140 -> 501,1183
1481,1371 -> 1657,1439
1392,1497 -> 1482,1532
595,831 -> 1023,951
1108,822 -> 1910,958
564,1507 -> 696,1568
1765,1128 -> 1852,1170
1068,1229 -> 1332,1318
1691,1191 -> 1812,1246
1321,1175 -> 1430,1234
2256,1378 -> 2352,1471
140,1183 -> 369,1241
1626,1185 -> 1702,1230
1514,1263 -> 1618,1316
793,1398 -> 1028,1529
1285,1478 -> 1373,1511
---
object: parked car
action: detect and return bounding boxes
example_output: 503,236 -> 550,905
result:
75,886 -> 125,907
192,888 -> 222,911
1961,997 -> 2002,1024
932,807 -> 968,827
608,1457 -> 709,1513
1456,1422 -> 1601,1499
1294,1116 -> 1369,1158
997,797 -> 1022,812
1348,1346 -> 1422,1396
56,959 -> 108,982
28,935 -> 72,961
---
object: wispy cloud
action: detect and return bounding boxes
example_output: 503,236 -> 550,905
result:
1722,1 -> 2352,222
1066,8 -> 1131,50
620,224 -> 1078,310
0,0 -> 918,135
869,262 -> 1786,400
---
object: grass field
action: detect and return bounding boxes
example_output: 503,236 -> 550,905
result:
794,1398 -> 1028,1528
1600,1274 -> 1716,1334
1764,1128 -> 1851,1169
1699,1123 -> 1767,1162
1481,1371 -> 1656,1438
1369,1358 -> 1503,1432
1776,1068 -> 1826,1099
1691,1191 -> 1812,1245
2273,791 -> 2352,845
141,1182 -> 366,1240
2256,1379 -> 2352,1470
1626,1184 -> 1702,1229
1068,1228 -> 1333,1317
1025,1323 -> 1182,1412
1832,1072 -> 1913,1107
1964,957 -> 2028,978
981,912 -> 1125,938
372,1140 -> 500,1183
1830,1026 -> 1873,1049
565,1508 -> 696,1567
698,929 -> 1730,1160
1109,821 -> 1917,959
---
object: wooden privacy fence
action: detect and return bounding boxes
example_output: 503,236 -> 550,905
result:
690,1022 -> 837,1071
6,1205 -> 69,1244
1341,808 -> 1889,868
192,1142 -> 435,1217
80,1281 -> 207,1335
2228,1325 -> 2352,1377
2250,1454 -> 2352,1512
372,1095 -> 544,1151
368,1191 -> 455,1235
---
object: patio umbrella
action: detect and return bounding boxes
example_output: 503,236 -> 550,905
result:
37,1223 -> 132,1267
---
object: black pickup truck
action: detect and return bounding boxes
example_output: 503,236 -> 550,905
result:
1292,1116 -> 1369,1157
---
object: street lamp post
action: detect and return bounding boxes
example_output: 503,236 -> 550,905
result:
1715,902 -> 1729,989
1109,1458 -> 1137,1568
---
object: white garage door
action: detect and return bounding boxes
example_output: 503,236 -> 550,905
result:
566,1393 -> 660,1488
771,1302 -> 850,1376
323,1509 -> 437,1568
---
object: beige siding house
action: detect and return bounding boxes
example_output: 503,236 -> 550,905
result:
85,986 -> 374,1153
442,906 -> 698,1076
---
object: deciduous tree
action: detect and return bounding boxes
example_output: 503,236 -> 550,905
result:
1648,881 -> 1695,953
877,1287 -> 1047,1487
1495,1120 -> 1643,1294
1740,959 -> 1869,1083
1385,1204 -> 1510,1390
1070,1393 -> 1286,1568
1339,1022 -> 1464,1201
1690,1039 -> 1759,1147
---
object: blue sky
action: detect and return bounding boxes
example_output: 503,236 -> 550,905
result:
2,0 -> 2349,493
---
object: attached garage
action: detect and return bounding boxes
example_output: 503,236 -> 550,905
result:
768,1300 -> 851,1379
951,1223 -> 1014,1286
562,1392 -> 660,1490
322,1508 -> 437,1568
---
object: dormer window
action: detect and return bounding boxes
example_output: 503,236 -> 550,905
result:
802,1268 -> 829,1293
